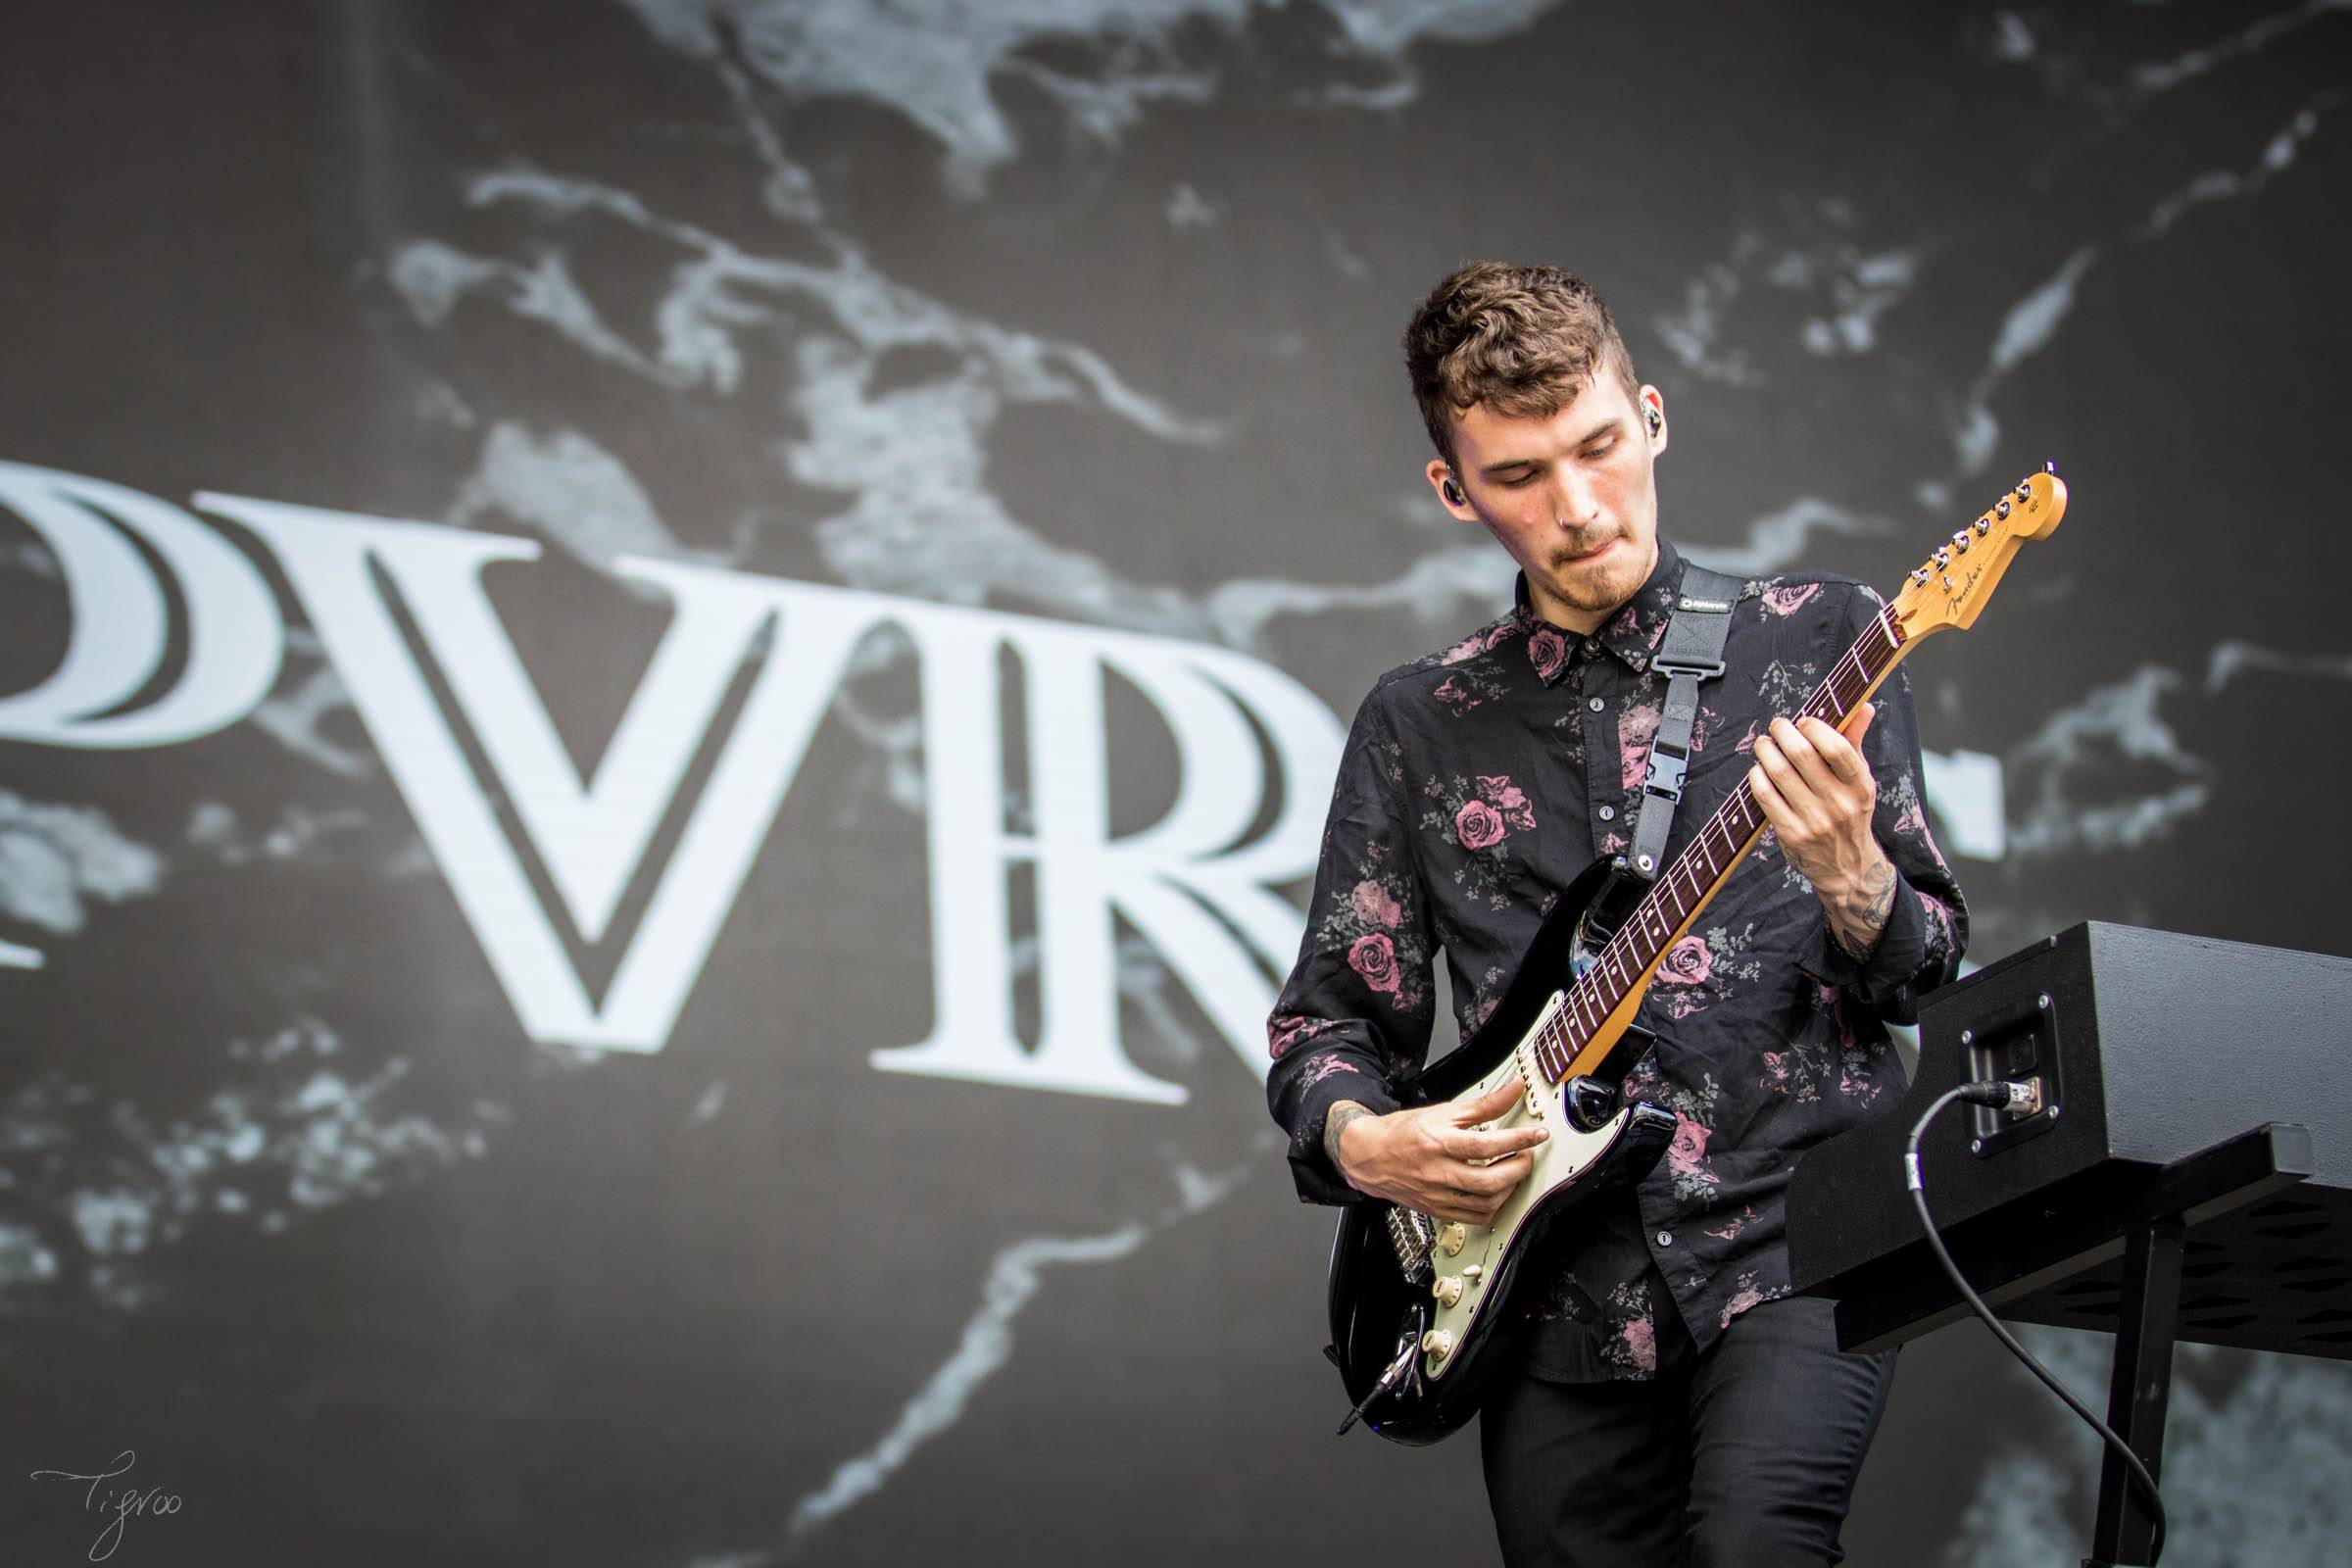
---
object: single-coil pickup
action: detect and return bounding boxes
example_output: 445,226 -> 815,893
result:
1512,996 -> 1566,1120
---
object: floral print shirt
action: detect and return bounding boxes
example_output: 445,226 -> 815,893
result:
1267,538 -> 1967,1382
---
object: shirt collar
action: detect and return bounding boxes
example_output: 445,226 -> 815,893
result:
1511,537 -> 1686,684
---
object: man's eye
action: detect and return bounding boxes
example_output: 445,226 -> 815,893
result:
1497,472 -> 1537,488
1585,440 -> 1618,460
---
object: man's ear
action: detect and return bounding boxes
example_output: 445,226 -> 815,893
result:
1642,386 -> 1668,456
1426,459 -> 1479,521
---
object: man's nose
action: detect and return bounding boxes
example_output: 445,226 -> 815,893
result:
1552,468 -> 1600,524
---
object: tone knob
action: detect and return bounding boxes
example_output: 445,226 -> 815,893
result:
1438,1223 -> 1468,1255
1433,1275 -> 1464,1306
1420,1329 -> 1455,1361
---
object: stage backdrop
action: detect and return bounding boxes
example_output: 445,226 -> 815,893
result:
4,2 -> 2348,1562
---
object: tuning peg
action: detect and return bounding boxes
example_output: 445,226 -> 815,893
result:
1995,499 -> 2012,519
2043,460 -> 2057,473
1911,567 -> 1931,585
1973,516 -> 1992,536
2015,481 -> 2032,501
1951,529 -> 1972,554
1933,547 -> 1951,568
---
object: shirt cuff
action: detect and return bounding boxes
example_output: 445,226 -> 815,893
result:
1284,1062 -> 1402,1206
1795,866 -> 1935,1015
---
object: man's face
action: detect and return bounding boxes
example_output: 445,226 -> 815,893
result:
1427,373 -> 1665,634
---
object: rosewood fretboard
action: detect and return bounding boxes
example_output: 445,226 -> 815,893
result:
1528,600 -> 1910,1084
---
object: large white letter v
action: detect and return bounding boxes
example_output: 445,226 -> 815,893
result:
198,494 -> 876,1052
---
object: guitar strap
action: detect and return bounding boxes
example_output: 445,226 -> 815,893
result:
1623,563 -> 1745,884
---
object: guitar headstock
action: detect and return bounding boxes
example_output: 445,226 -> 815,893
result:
1890,467 -> 2067,641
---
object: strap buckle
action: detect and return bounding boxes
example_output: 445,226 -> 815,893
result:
1651,656 -> 1726,680
1643,746 -> 1689,803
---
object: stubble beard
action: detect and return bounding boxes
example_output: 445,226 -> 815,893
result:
1544,537 -> 1647,617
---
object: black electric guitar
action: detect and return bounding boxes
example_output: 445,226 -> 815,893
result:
1324,469 -> 2068,1444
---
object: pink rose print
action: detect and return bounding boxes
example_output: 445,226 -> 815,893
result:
1528,626 -> 1568,680
1658,935 -> 1713,985
1348,933 -> 1401,995
1476,775 -> 1537,828
1349,879 -> 1402,929
1719,1278 -> 1768,1329
1454,799 -> 1506,851
1269,1013 -> 1341,1059
1618,702 -> 1662,794
1442,624 -> 1512,664
1432,675 -> 1482,715
1301,1054 -> 1361,1088
1761,582 -> 1820,617
1667,1113 -> 1711,1178
1619,1316 -> 1657,1375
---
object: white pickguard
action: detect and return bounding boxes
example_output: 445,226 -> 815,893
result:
1412,991 -> 1633,1380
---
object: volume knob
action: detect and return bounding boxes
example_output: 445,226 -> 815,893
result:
1420,1329 -> 1455,1362
1438,1223 -> 1468,1256
1433,1274 -> 1465,1306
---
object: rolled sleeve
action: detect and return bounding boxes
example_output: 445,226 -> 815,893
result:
1793,592 -> 1969,1024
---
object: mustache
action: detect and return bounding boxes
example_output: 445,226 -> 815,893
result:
1552,531 -> 1617,562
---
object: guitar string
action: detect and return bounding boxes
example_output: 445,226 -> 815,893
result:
1530,605 -> 1904,1082
1539,605 -> 1899,1075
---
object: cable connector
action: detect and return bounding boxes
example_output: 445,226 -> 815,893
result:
1954,1079 -> 2038,1112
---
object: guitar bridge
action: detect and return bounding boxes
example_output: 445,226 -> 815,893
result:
1386,1206 -> 1436,1285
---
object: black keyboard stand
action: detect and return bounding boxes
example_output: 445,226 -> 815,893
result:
2077,1123 -> 2313,1568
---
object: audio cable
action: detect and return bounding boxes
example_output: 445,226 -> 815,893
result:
1906,1082 -> 2168,1565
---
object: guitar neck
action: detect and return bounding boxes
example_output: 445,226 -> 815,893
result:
1530,598 -> 1913,1085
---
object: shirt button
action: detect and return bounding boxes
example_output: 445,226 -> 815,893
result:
1656,1230 -> 1675,1249
1597,806 -> 1616,821
1588,696 -> 1604,711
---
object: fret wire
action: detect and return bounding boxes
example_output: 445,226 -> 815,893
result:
1553,616 -> 1901,1060
1562,624 -> 1878,1051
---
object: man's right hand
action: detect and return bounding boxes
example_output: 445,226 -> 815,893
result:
1326,1077 -> 1548,1226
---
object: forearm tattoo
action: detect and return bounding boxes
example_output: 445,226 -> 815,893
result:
1828,858 -> 1899,960
1324,1100 -> 1375,1176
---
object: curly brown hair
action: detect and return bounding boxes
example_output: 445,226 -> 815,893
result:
1402,261 -> 1642,467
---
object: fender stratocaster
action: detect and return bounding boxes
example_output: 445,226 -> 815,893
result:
1325,468 -> 2068,1444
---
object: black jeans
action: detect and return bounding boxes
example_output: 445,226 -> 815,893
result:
1479,1279 -> 1895,1568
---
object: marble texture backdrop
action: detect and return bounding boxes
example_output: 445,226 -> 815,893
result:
1,1 -> 2348,1562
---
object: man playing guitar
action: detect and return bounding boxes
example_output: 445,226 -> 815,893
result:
1267,262 -> 1968,1566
